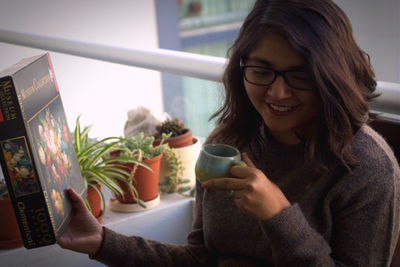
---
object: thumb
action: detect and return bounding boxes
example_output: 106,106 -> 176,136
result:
67,188 -> 87,211
241,152 -> 256,168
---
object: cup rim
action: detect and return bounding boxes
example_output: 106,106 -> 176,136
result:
202,144 -> 240,159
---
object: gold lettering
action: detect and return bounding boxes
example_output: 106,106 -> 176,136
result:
0,80 -> 18,121
20,73 -> 51,100
17,202 -> 36,247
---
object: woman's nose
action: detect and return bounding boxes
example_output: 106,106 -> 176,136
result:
266,76 -> 292,99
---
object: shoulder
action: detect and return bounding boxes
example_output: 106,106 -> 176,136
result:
352,124 -> 399,174
333,124 -> 400,198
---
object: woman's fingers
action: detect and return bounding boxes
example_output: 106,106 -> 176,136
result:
241,152 -> 256,168
67,188 -> 87,210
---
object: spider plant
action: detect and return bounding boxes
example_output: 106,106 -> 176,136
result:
73,116 -> 149,213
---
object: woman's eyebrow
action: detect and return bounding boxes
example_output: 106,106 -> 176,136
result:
247,57 -> 309,70
247,57 -> 274,66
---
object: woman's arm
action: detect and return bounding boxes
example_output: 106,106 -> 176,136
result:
261,156 -> 400,266
59,184 -> 215,266
91,181 -> 215,266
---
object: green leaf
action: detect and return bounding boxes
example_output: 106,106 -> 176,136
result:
178,186 -> 191,193
74,115 -> 82,153
86,169 -> 124,196
84,197 -> 92,213
137,199 -> 147,209
102,156 -> 152,171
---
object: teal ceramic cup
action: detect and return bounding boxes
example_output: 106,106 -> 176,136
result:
195,144 -> 245,183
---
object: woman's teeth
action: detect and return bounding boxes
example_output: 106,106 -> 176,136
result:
269,104 -> 294,112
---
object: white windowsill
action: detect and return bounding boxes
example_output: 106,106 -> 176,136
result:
0,193 -> 195,267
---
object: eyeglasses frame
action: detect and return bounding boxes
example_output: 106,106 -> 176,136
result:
239,59 -> 314,91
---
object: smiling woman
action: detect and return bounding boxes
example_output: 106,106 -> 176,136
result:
57,0 -> 400,266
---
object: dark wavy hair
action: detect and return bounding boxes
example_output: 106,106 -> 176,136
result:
209,0 -> 378,171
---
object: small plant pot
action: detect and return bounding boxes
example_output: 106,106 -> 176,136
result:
86,184 -> 103,223
0,198 -> 24,249
110,154 -> 162,212
159,137 -> 201,191
164,129 -> 193,148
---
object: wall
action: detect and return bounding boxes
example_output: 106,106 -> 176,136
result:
0,0 -> 162,138
334,0 -> 400,83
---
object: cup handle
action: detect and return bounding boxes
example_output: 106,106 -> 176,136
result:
232,160 -> 246,167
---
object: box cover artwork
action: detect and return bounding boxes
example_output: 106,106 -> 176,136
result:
0,53 -> 86,249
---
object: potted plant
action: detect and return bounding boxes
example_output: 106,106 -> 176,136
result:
158,147 -> 189,194
154,118 -> 193,148
73,116 -> 147,221
0,178 -> 23,249
155,118 -> 200,196
108,132 -> 168,212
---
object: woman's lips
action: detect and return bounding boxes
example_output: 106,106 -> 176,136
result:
266,103 -> 299,116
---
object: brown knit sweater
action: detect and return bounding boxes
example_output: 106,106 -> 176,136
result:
92,124 -> 400,266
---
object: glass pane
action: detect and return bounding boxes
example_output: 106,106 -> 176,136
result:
182,40 -> 233,140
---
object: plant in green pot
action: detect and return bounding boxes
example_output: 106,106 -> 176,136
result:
108,132 -> 173,212
73,117 -> 147,221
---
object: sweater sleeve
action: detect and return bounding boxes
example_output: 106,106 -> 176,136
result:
261,154 -> 400,267
91,181 -> 215,267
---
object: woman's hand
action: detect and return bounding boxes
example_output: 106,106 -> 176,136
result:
201,153 -> 291,221
58,188 -> 103,255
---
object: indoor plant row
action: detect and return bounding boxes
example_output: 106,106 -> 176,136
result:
75,117 -> 196,214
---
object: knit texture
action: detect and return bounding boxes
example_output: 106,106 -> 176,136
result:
93,124 -> 400,266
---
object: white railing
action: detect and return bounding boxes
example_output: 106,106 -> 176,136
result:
0,29 -> 399,116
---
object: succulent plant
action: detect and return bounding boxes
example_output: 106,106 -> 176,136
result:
109,132 -> 172,207
158,148 -> 190,194
117,132 -> 169,161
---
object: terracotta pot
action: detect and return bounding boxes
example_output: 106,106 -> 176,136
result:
164,129 -> 193,148
0,198 -> 24,249
115,153 -> 162,203
87,184 -> 103,223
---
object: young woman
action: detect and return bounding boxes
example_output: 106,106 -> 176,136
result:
59,0 -> 400,266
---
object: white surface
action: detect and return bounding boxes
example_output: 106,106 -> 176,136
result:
0,194 -> 194,267
109,194 -> 161,213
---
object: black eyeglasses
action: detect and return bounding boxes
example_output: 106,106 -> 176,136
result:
240,61 -> 315,91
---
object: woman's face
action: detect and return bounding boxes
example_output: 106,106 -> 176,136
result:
243,31 -> 321,144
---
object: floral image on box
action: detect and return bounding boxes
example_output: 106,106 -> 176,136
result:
51,188 -> 64,217
32,106 -> 74,218
1,137 -> 40,197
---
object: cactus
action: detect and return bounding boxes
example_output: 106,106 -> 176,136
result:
156,118 -> 187,138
